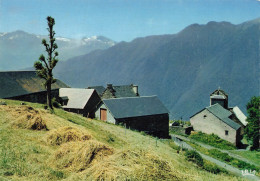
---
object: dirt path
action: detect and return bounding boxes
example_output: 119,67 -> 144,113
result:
171,134 -> 260,181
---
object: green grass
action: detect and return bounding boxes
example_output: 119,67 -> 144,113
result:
0,99 -> 244,180
188,142 -> 260,175
229,150 -> 260,167
189,131 -> 236,150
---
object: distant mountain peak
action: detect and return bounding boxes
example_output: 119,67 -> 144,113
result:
0,30 -> 116,70
206,21 -> 232,26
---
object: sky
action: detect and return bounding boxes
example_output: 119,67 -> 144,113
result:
0,0 -> 259,42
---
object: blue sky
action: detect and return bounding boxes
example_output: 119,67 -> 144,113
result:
0,0 -> 259,42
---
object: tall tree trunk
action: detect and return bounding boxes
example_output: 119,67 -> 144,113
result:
47,82 -> 53,109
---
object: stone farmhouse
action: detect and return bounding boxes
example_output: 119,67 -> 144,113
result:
190,89 -> 247,146
88,84 -> 139,99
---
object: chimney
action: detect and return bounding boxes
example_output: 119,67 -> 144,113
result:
107,84 -> 113,89
131,84 -> 139,96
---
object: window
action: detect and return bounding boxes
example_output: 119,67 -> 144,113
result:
225,130 -> 229,135
203,115 -> 207,118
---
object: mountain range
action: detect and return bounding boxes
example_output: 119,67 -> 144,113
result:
54,18 -> 260,119
0,31 -> 116,70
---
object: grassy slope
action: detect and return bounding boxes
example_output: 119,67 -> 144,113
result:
0,99 -> 243,181
229,151 -> 260,167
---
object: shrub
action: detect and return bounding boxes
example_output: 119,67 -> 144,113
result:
208,149 -> 233,162
52,98 -> 61,108
233,160 -> 259,171
184,150 -> 204,167
203,160 -> 227,174
208,149 -> 259,172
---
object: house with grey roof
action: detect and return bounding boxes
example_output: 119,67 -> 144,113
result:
95,96 -> 169,138
59,88 -> 101,118
190,89 -> 247,146
87,86 -> 106,96
89,84 -> 139,99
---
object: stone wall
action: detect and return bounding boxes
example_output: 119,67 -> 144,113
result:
95,103 -> 116,124
190,109 -> 240,145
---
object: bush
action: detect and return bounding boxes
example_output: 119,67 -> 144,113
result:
184,150 -> 204,167
208,149 -> 233,162
52,98 -> 61,108
233,160 -> 259,171
208,149 -> 259,172
203,160 -> 227,174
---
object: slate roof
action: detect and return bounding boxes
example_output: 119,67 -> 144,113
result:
110,85 -> 138,98
103,96 -> 169,119
59,88 -> 95,109
206,104 -> 241,130
87,86 -> 106,96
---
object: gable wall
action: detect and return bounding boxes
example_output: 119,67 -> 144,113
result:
84,91 -> 102,118
190,109 -> 238,145
95,103 -> 116,124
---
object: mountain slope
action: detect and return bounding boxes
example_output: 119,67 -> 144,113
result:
55,18 -> 260,119
0,31 -> 116,70
0,71 -> 69,98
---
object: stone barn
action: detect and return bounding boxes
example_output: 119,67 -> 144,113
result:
59,88 -> 101,118
95,96 -> 169,138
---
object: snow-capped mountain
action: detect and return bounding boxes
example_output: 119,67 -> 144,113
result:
0,30 -> 116,70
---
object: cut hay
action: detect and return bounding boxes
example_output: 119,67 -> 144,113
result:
10,106 -> 47,130
52,140 -> 113,172
84,149 -> 183,180
46,126 -> 91,146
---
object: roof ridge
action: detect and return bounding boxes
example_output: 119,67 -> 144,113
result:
103,95 -> 157,101
206,104 -> 240,130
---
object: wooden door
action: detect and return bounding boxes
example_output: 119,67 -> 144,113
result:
100,108 -> 107,121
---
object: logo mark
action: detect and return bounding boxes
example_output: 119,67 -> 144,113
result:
241,169 -> 256,176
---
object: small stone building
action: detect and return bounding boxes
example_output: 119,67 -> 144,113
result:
190,103 -> 241,146
95,96 -> 169,138
88,84 -> 139,99
190,89 -> 247,146
59,88 -> 101,118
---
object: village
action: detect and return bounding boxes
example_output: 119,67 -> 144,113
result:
0,70 -> 250,147
0,70 -> 259,180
